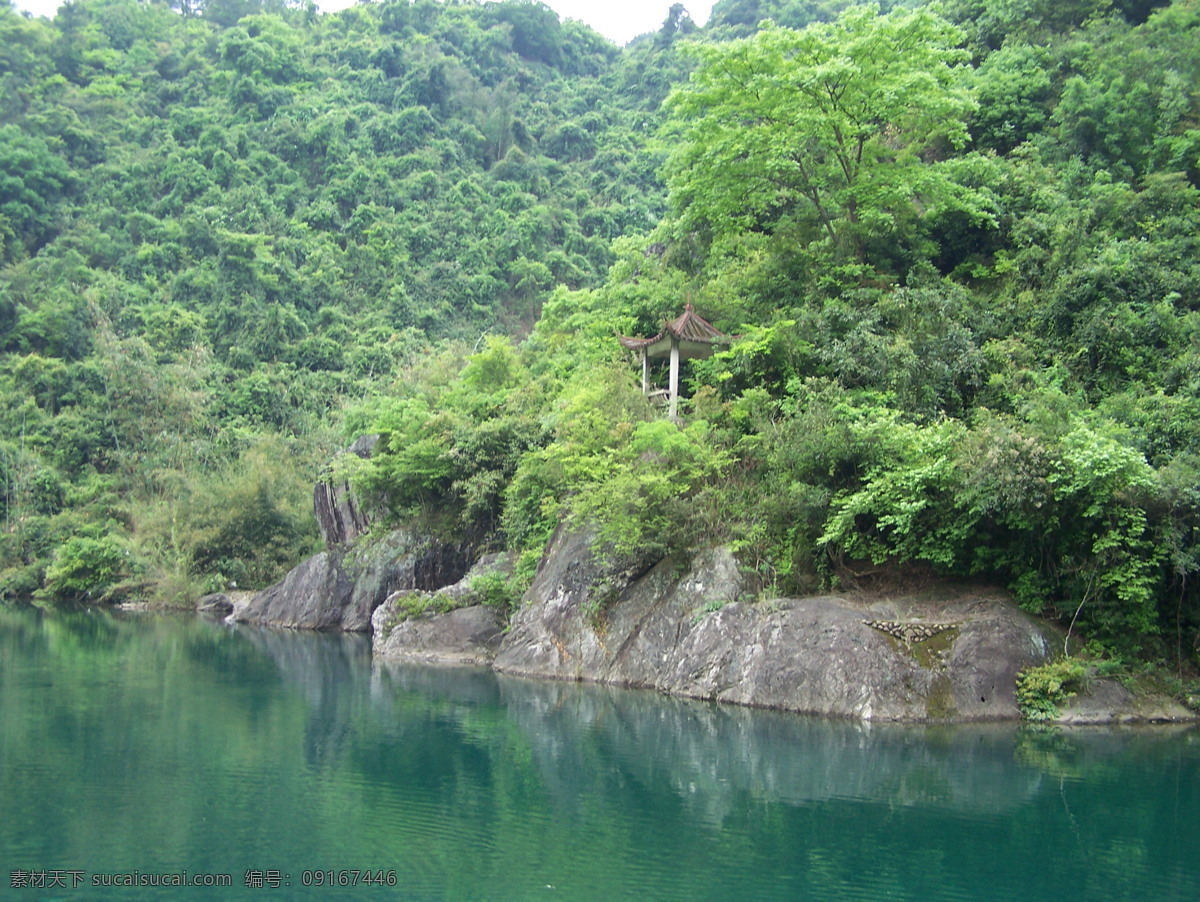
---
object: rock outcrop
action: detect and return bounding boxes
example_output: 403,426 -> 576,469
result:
229,491 -> 474,640
1056,678 -> 1195,724
313,434 -> 378,547
230,530 -> 472,631
365,523 -> 1064,721
228,434 -> 475,631
372,553 -> 511,664
229,550 -> 356,630
491,525 -> 1058,722
227,439 -> 1193,723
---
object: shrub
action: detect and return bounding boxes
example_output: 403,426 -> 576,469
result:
1015,658 -> 1089,721
40,535 -> 131,602
468,570 -> 520,614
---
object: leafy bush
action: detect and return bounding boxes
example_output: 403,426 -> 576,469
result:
1016,658 -> 1089,721
170,438 -> 320,590
468,571 -> 515,612
817,409 -> 1166,653
40,535 -> 131,602
380,591 -> 454,628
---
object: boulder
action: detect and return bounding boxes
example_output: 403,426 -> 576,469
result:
228,551 -> 354,630
494,526 -> 1058,722
492,525 -> 670,681
196,592 -> 234,614
372,552 -> 512,662
372,605 -> 506,665
342,528 -> 472,629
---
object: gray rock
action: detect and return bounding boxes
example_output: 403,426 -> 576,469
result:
229,529 -> 472,632
229,551 -> 355,630
372,604 -> 506,665
494,528 -> 1058,722
342,529 -> 468,630
491,524 -> 675,681
196,592 -> 234,614
313,434 -> 378,547
1056,678 -> 1196,724
655,594 -> 1050,720
372,552 -> 513,662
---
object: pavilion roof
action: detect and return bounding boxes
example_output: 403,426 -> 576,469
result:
618,304 -> 730,359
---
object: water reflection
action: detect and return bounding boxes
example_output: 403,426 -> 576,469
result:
233,624 -> 371,768
3,606 -> 1197,902
366,663 -> 1042,823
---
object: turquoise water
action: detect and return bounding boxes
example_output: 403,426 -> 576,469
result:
1,605 -> 1198,901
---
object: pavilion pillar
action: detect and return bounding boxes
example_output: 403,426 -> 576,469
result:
668,338 -> 680,420
641,350 -> 649,394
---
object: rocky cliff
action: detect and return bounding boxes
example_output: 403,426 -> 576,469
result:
486,526 -> 1054,721
364,524 -> 1052,721
375,524 -> 1194,722
228,528 -> 473,631
312,434 -> 378,548
228,441 -> 1195,723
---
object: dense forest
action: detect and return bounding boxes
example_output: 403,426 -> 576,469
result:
2,0 -> 1199,678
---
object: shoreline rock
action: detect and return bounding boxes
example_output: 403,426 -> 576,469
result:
372,553 -> 511,664
227,530 -> 473,631
364,524 -> 1044,722
226,439 -> 1197,724
489,530 -> 1053,721
366,526 -> 1196,724
1056,678 -> 1195,725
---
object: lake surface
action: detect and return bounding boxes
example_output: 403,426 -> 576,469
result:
1,605 -> 1198,901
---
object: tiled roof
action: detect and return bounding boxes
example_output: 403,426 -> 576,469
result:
618,304 -> 729,352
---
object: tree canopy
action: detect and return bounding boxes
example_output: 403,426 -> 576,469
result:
664,6 -> 984,263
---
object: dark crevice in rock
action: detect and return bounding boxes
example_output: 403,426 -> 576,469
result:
412,540 -> 473,593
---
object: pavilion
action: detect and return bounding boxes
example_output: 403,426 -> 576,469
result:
618,304 -> 730,419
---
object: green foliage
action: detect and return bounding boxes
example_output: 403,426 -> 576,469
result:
817,411 -> 1167,652
383,591 -> 454,626
1016,658 -> 1089,721
664,6 -> 984,266
819,415 -> 970,569
487,1 -> 564,67
40,534 -> 131,602
971,44 -> 1053,153
137,436 -> 321,592
468,570 -> 515,612
1,0 -> 682,601
0,124 -> 75,263
568,416 -> 732,559
467,560 -> 536,617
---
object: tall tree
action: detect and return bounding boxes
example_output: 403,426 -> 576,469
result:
663,5 -> 982,265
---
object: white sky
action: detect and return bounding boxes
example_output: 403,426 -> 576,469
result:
9,0 -> 714,47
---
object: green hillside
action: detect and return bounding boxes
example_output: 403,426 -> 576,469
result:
3,0 -> 1200,673
0,0 -> 683,598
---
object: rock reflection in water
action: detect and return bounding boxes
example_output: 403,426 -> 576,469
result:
234,624 -> 371,768
368,660 -> 1044,825
4,610 -> 1196,902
